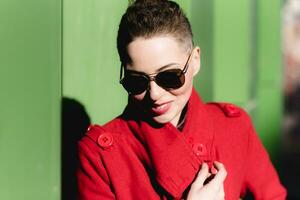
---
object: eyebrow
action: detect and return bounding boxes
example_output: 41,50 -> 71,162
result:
126,62 -> 180,74
156,63 -> 180,72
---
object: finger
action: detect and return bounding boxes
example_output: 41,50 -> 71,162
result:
191,163 -> 210,188
217,183 -> 225,200
210,161 -> 227,184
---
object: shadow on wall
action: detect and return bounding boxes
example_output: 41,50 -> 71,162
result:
61,97 -> 91,200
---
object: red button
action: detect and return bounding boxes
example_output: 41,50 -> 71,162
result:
224,104 -> 240,117
97,132 -> 113,149
193,143 -> 207,156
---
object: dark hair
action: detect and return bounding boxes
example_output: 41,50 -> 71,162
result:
117,0 -> 194,64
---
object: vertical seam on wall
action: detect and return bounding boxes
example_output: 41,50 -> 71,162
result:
211,0 -> 215,101
60,0 -> 63,198
248,0 -> 258,117
61,0 -> 64,99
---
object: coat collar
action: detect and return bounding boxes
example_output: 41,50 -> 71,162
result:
121,88 -> 216,198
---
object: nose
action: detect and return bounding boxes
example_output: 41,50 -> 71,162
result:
148,80 -> 164,101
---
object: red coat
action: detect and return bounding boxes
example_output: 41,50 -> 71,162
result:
77,88 -> 287,199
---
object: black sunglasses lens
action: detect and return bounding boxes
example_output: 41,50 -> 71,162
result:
121,74 -> 148,94
156,69 -> 185,89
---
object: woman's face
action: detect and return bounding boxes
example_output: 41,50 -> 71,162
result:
126,36 -> 200,126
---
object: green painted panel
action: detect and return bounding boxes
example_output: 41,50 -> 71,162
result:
190,0 -> 214,101
63,0 -> 128,125
175,0 -> 191,18
0,0 -> 61,199
213,0 -> 251,105
255,0 -> 282,157
256,88 -> 282,157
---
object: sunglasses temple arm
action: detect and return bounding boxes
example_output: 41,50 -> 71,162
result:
182,51 -> 193,74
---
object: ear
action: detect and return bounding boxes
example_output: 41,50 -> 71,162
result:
192,46 -> 201,76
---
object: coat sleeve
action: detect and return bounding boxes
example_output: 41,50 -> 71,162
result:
77,139 -> 116,200
242,120 -> 287,199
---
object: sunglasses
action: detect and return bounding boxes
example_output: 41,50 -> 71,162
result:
119,50 -> 193,95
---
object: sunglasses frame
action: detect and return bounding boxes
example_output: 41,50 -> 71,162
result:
119,49 -> 194,94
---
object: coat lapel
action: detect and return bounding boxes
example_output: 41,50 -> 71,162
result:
123,88 -> 216,198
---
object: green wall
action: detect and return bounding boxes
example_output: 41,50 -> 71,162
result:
191,0 -> 253,106
255,0 -> 283,157
0,0 -> 61,199
63,0 -> 128,125
0,0 -> 283,199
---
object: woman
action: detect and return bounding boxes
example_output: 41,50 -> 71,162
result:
77,0 -> 287,199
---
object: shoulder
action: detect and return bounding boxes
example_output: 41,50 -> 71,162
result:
206,102 -> 243,117
78,117 -> 148,171
79,117 -> 128,153
204,102 -> 257,158
204,102 -> 253,131
205,102 -> 250,120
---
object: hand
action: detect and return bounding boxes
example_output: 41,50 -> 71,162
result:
187,161 -> 227,200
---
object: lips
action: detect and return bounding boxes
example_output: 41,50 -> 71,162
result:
150,101 -> 172,116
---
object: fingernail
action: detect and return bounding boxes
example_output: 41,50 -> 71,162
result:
211,165 -> 218,174
213,160 -> 220,165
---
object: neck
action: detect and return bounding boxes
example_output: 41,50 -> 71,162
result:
176,103 -> 188,131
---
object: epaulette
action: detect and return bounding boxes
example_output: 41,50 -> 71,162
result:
207,102 -> 241,117
86,124 -> 114,149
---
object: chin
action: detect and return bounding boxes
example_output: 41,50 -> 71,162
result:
152,111 -> 178,125
152,116 -> 171,124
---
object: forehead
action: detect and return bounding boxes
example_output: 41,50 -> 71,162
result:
126,36 -> 187,73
